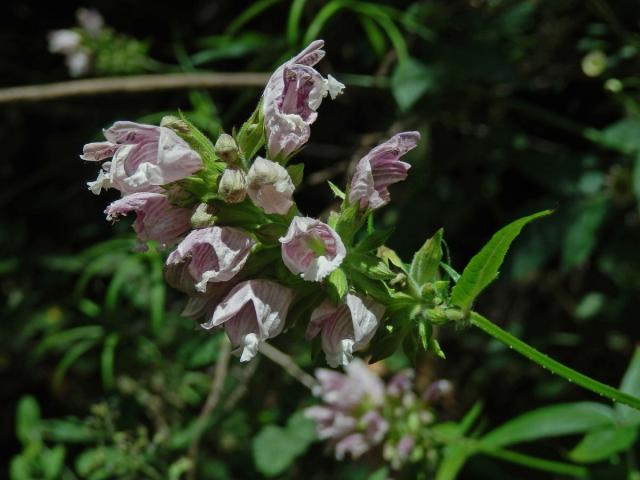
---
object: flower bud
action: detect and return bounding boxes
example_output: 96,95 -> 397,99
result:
215,133 -> 239,164
160,115 -> 190,134
218,168 -> 247,203
190,203 -> 216,228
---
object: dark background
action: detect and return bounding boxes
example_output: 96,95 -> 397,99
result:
2,1 -> 640,478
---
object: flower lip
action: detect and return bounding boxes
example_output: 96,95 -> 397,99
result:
349,131 -> 420,210
203,279 -> 294,362
279,216 -> 346,282
165,226 -> 254,293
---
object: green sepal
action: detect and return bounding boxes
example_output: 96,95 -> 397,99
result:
326,268 -> 349,303
328,181 -> 346,200
334,202 -> 363,246
287,163 -> 304,187
410,228 -> 443,287
237,99 -> 265,162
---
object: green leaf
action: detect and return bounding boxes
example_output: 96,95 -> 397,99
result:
440,263 -> 460,283
40,445 -> 66,479
600,118 -> 640,154
354,226 -> 394,253
435,443 -> 475,480
100,333 -> 119,390
334,202 -> 361,243
236,100 -> 265,161
252,413 -> 315,477
347,251 -> 396,280
326,268 -> 348,303
450,210 -> 552,311
561,197 -> 608,270
40,418 -> 96,443
481,402 -> 616,448
391,57 -> 437,111
569,426 -> 637,463
287,163 -> 304,187
16,396 -> 41,445
616,347 -> 640,425
410,228 -> 443,286
327,181 -> 346,200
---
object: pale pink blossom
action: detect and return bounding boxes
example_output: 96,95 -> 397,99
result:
83,122 -> 202,195
246,157 -> 294,214
349,131 -> 420,210
105,192 -> 191,249
263,40 -> 345,159
203,280 -> 294,362
165,227 -> 254,293
48,30 -> 82,54
279,217 -> 345,282
304,359 -> 388,460
306,294 -> 384,367
76,8 -> 104,37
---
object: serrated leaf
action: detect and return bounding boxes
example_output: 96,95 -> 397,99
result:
616,347 -> 640,425
328,180 -> 346,200
450,210 -> 552,311
569,426 -> 637,463
347,252 -> 395,280
440,263 -> 460,282
287,163 -> 304,187
481,402 -> 615,448
410,228 -> 443,286
326,268 -> 348,303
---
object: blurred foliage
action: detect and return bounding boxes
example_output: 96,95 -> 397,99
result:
3,0 -> 640,478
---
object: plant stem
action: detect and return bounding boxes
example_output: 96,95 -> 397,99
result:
470,312 -> 640,410
479,445 -> 588,478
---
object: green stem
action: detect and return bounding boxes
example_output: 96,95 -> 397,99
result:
470,312 -> 640,410
479,445 -> 587,478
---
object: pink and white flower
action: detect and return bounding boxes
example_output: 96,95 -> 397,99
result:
165,227 -> 254,293
247,157 -> 295,214
105,192 -> 191,249
306,294 -> 384,367
82,121 -> 202,195
304,359 -> 388,460
202,280 -> 294,362
263,40 -> 345,159
279,217 -> 346,282
349,131 -> 420,210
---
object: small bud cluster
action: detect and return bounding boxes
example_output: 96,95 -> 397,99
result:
49,9 -> 150,77
82,40 -> 428,366
305,359 -> 453,469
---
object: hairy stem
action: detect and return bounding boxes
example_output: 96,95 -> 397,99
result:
470,312 -> 640,410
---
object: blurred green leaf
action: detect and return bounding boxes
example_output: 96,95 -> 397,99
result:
569,426 -> 637,463
16,396 -> 41,445
561,197 -> 608,270
617,347 -> 640,425
391,58 -> 437,111
481,402 -> 616,448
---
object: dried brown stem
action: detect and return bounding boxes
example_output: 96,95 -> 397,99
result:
258,342 -> 317,390
0,72 -> 271,104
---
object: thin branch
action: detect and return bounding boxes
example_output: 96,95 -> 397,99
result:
187,336 -> 232,480
258,342 -> 317,390
0,72 -> 271,104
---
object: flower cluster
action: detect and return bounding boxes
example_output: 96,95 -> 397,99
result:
49,9 -> 150,77
82,40 -> 421,365
48,8 -> 104,77
305,359 -> 453,469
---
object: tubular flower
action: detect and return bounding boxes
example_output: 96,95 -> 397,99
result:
246,157 -> 295,214
165,227 -> 254,293
82,121 -> 202,195
304,359 -> 388,460
279,216 -> 346,282
263,40 -> 345,159
306,294 -> 384,367
105,192 -> 192,249
202,280 -> 294,362
349,131 -> 420,210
